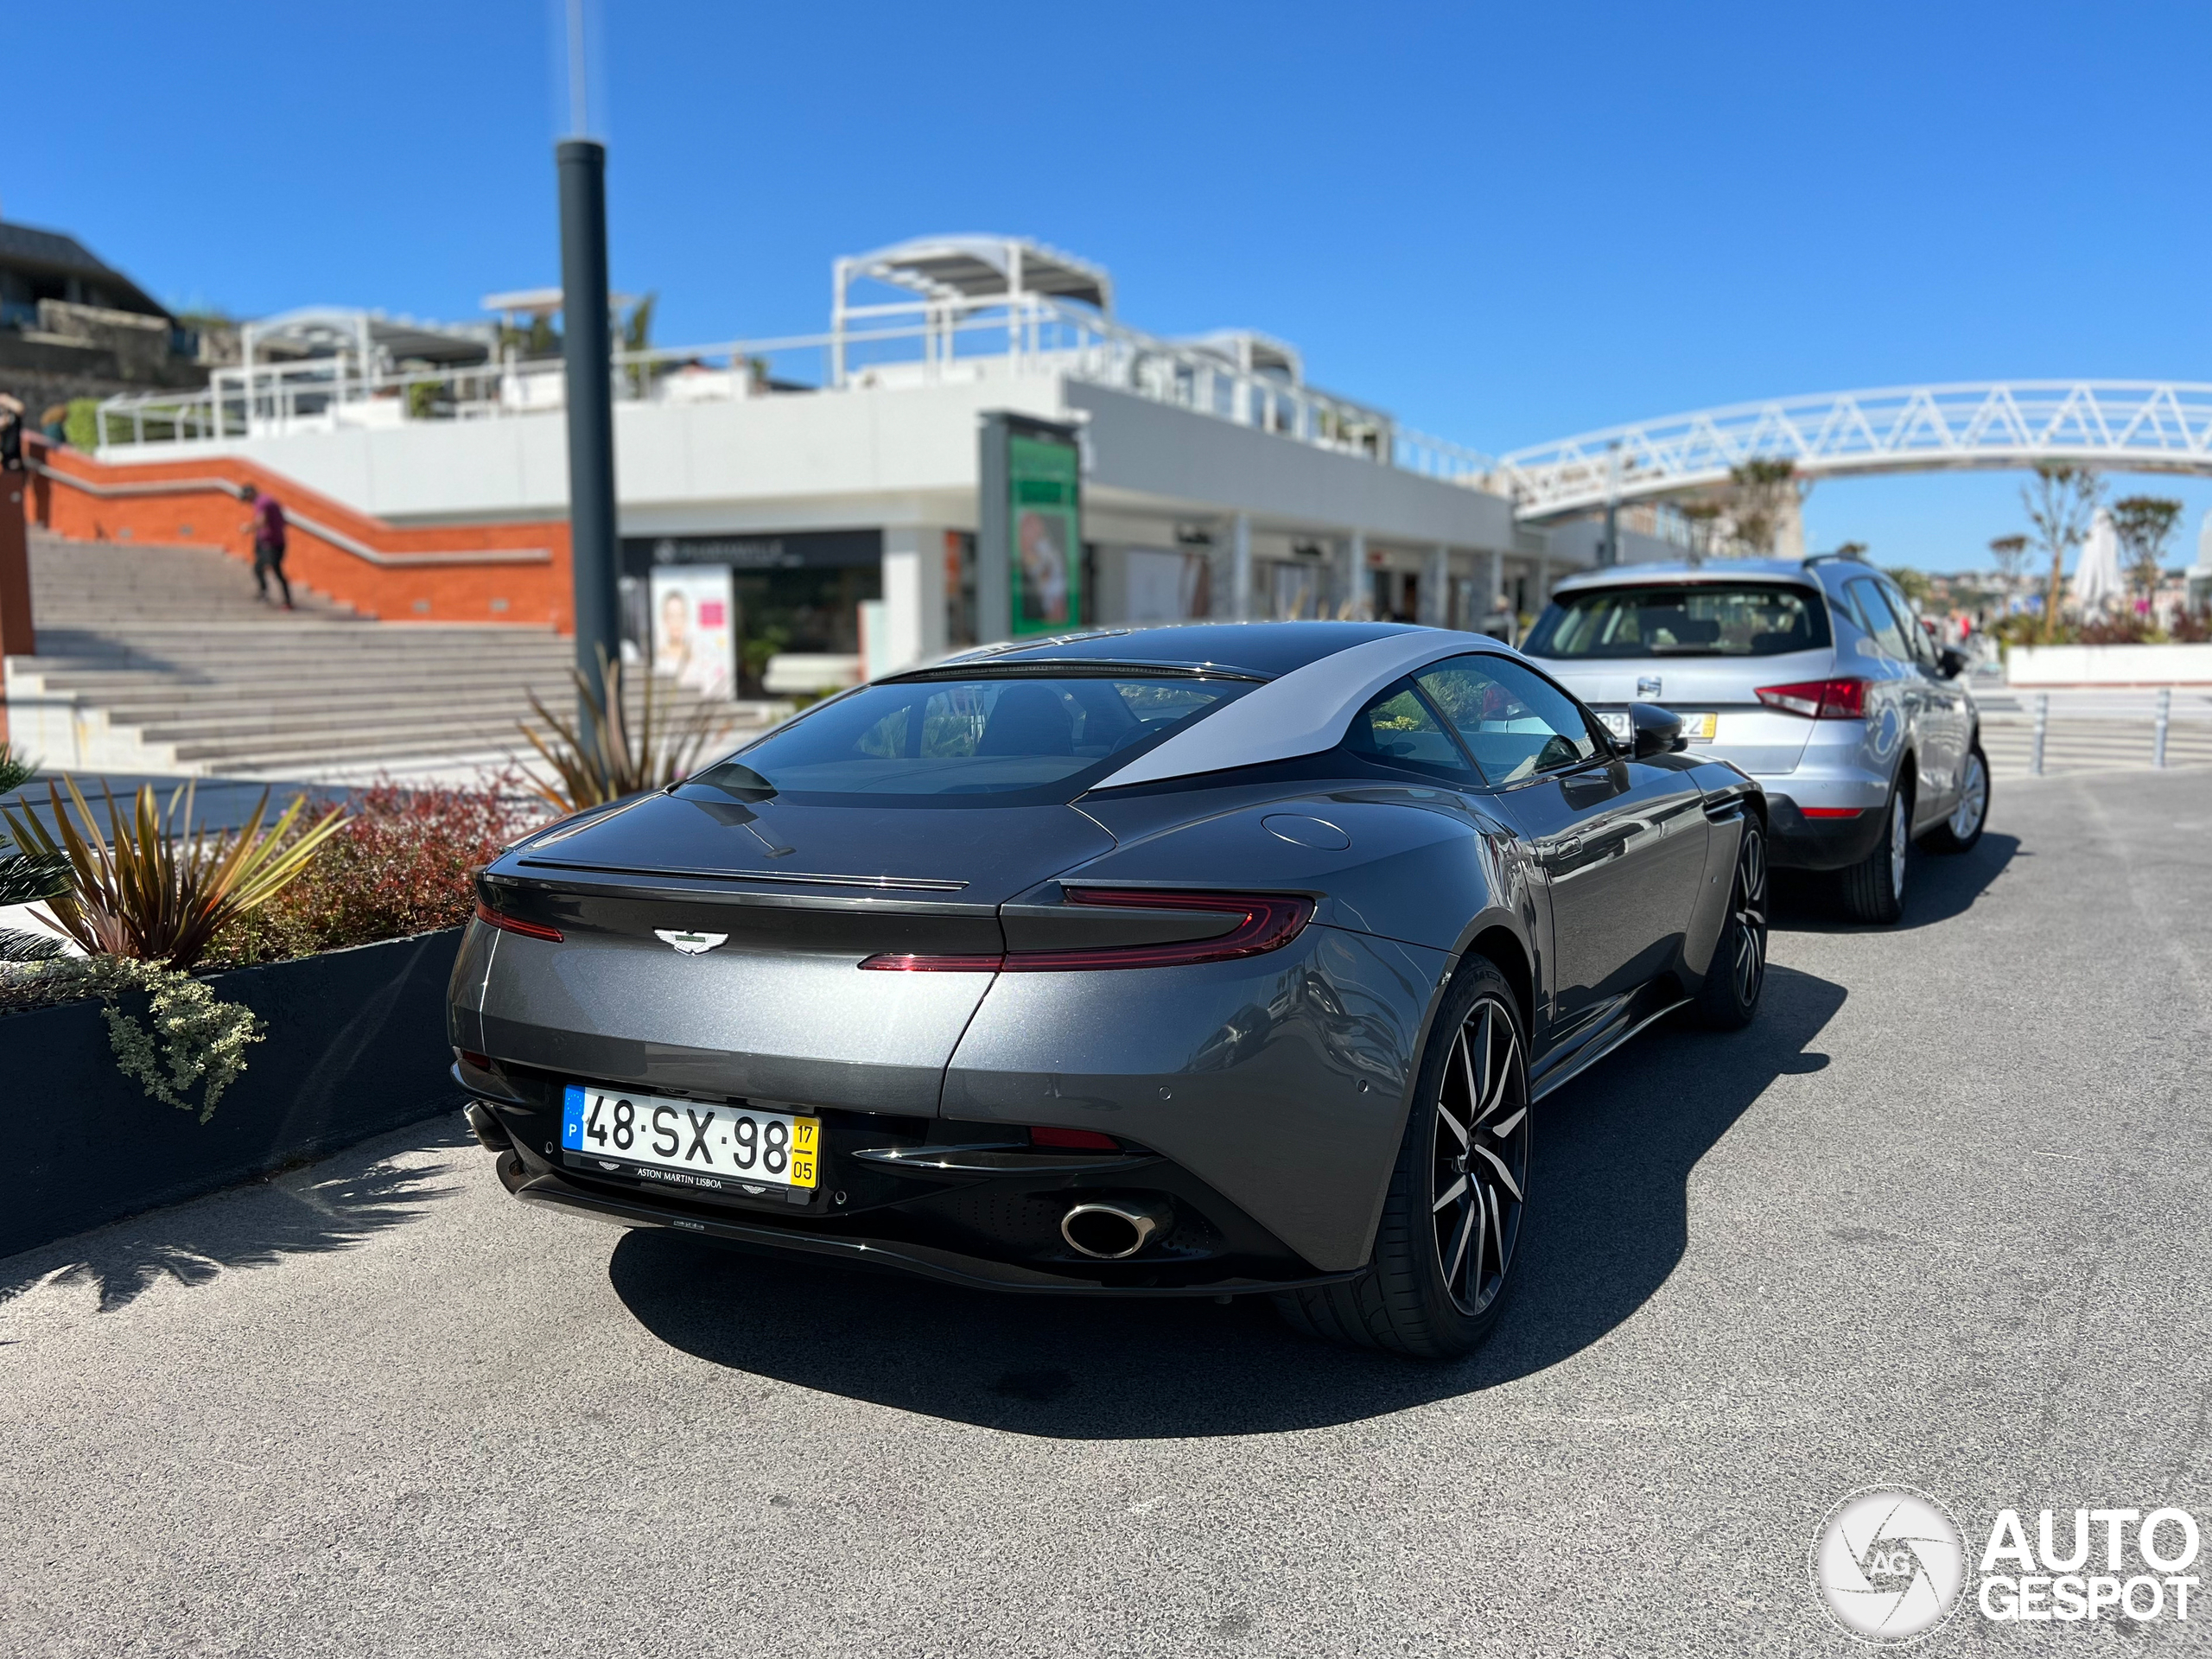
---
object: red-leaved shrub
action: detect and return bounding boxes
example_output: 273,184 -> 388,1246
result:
207,775 -> 544,967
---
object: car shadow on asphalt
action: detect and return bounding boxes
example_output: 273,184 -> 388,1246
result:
1771,831 -> 2019,933
608,964 -> 1847,1438
0,1125 -> 469,1314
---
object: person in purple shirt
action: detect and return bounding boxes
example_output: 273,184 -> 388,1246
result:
239,483 -> 293,608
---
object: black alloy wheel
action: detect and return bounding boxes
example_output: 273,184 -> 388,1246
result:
1274,957 -> 1529,1359
1694,817 -> 1768,1030
1427,994 -> 1530,1317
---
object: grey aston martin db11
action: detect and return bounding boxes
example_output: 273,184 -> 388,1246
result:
450,622 -> 1767,1357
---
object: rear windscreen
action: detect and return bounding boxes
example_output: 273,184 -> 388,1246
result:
1523,583 -> 1832,658
694,675 -> 1254,804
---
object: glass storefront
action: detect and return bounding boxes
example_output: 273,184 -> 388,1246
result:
622,531 -> 883,697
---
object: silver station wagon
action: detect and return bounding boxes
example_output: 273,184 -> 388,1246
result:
1522,556 -> 1986,924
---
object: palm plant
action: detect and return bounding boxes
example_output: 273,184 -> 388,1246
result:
518,647 -> 728,814
0,741 -> 35,796
0,777 -> 347,971
0,744 -> 70,960
0,844 -> 73,963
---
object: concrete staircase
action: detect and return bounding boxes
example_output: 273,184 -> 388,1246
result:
3,535 -> 768,779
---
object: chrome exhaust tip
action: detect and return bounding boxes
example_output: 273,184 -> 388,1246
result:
463,1101 -> 512,1153
1060,1197 -> 1174,1261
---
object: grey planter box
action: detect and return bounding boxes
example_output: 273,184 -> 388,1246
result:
1,928 -> 464,1259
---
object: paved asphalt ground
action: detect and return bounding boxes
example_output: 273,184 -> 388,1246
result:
4,769 -> 2209,1657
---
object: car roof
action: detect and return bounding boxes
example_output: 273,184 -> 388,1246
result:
1550,558 -> 1826,594
943,620 -> 1435,680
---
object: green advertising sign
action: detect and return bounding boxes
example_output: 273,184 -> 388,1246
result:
1007,432 -> 1081,636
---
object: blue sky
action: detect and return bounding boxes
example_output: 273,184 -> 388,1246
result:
14,0 -> 2212,571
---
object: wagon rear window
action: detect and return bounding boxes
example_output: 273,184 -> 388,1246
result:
1523,583 -> 1832,658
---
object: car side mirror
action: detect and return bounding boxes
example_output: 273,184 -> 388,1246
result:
1628,702 -> 1688,759
1937,646 -> 1967,679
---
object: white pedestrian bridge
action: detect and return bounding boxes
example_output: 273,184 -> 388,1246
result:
1497,382 -> 2212,521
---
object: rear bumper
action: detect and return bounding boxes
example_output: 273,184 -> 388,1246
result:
496,1154 -> 1363,1300
1764,793 -> 1889,870
458,1056 -> 1357,1295
455,923 -> 1449,1275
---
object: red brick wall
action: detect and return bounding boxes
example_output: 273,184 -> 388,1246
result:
28,442 -> 575,631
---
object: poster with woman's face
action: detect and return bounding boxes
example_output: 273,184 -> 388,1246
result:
649,565 -> 735,700
1015,507 -> 1075,630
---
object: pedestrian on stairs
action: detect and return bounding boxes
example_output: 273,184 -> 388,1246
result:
0,394 -> 24,472
239,483 -> 294,609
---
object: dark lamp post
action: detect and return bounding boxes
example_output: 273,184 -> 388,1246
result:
558,137 -> 620,732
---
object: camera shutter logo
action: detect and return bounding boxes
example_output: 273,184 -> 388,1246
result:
1811,1487 -> 1967,1643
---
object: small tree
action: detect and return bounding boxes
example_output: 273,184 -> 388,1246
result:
1988,534 -> 2028,591
1726,459 -> 1800,556
1677,499 -> 1724,563
2022,463 -> 2104,642
2110,495 -> 2182,609
1886,565 -> 1931,607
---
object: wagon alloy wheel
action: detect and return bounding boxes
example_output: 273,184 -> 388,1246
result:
1429,996 -> 1529,1318
1887,791 -> 1909,903
1948,752 -> 1987,841
1928,744 -> 1990,855
1838,779 -> 1911,925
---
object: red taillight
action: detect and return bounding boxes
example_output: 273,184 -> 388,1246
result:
1028,1126 -> 1120,1150
1754,677 -> 1867,719
1800,806 -> 1865,819
455,1048 -> 493,1070
474,897 -> 563,943
856,889 -> 1315,973
1008,889 -> 1315,971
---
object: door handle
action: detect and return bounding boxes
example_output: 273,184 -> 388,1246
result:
1559,835 -> 1584,856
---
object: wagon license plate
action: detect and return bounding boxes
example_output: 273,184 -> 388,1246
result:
561,1084 -> 818,1190
1599,709 -> 1716,741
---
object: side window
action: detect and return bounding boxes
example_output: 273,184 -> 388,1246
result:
1416,655 -> 1602,785
1879,583 -> 1938,668
1846,577 -> 1912,659
1343,680 -> 1478,779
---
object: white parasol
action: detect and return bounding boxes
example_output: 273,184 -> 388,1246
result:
2072,506 -> 2124,615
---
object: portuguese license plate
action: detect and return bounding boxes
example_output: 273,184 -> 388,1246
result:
562,1084 -> 818,1191
1602,709 -> 1717,741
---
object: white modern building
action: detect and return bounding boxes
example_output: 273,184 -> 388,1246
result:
92,236 -> 1590,690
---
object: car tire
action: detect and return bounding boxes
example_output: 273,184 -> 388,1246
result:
1693,816 -> 1768,1031
1836,778 -> 1911,926
1923,742 -> 1989,855
1272,957 -> 1529,1360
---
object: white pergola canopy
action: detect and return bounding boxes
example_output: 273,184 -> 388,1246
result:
480,287 -> 641,321
836,236 -> 1113,314
243,306 -> 495,369
1183,330 -> 1304,386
